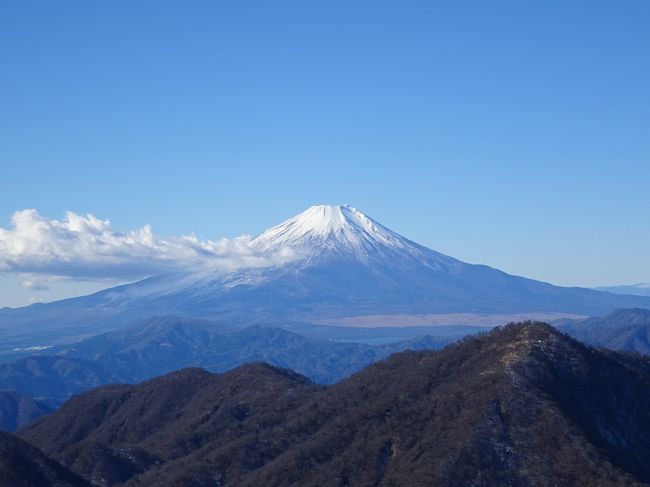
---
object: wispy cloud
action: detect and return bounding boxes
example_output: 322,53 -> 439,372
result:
20,279 -> 50,291
0,209 -> 294,281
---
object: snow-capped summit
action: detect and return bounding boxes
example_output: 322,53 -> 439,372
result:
4,203 -> 650,355
251,205 -> 419,260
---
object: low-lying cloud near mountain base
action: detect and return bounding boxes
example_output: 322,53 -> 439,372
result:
0,209 -> 295,281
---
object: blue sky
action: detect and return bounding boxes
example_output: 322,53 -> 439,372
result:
1,1 -> 649,307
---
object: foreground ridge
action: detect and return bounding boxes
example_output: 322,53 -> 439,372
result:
15,322 -> 650,486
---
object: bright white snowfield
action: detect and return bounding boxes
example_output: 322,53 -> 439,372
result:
251,204 -> 458,268
252,205 -> 408,255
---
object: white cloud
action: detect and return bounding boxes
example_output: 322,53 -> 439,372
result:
20,279 -> 50,291
0,209 -> 294,280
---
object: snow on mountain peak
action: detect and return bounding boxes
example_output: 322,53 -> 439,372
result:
283,205 -> 381,236
251,205 -> 414,258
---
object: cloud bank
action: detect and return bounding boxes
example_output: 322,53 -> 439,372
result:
0,209 -> 294,281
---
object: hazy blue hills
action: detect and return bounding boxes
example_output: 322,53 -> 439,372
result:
0,391 -> 53,432
560,308 -> 650,355
17,322 -> 650,486
5,306 -> 650,432
0,316 -> 471,427
595,284 -> 650,297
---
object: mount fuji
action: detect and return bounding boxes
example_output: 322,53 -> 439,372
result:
2,204 -> 650,353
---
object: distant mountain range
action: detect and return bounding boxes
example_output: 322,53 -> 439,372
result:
2,205 -> 650,356
0,391 -> 52,432
0,317 -> 474,428
13,322 -> 650,486
560,308 -> 650,355
5,306 -> 650,434
595,284 -> 650,297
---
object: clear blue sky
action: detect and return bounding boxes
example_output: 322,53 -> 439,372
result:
1,1 -> 649,306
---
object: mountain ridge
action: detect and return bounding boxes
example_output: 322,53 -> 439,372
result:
0,431 -> 89,486
18,322 -> 650,486
2,205 -> 650,355
0,391 -> 53,432
595,284 -> 650,297
560,308 -> 650,355
0,316 -> 465,416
